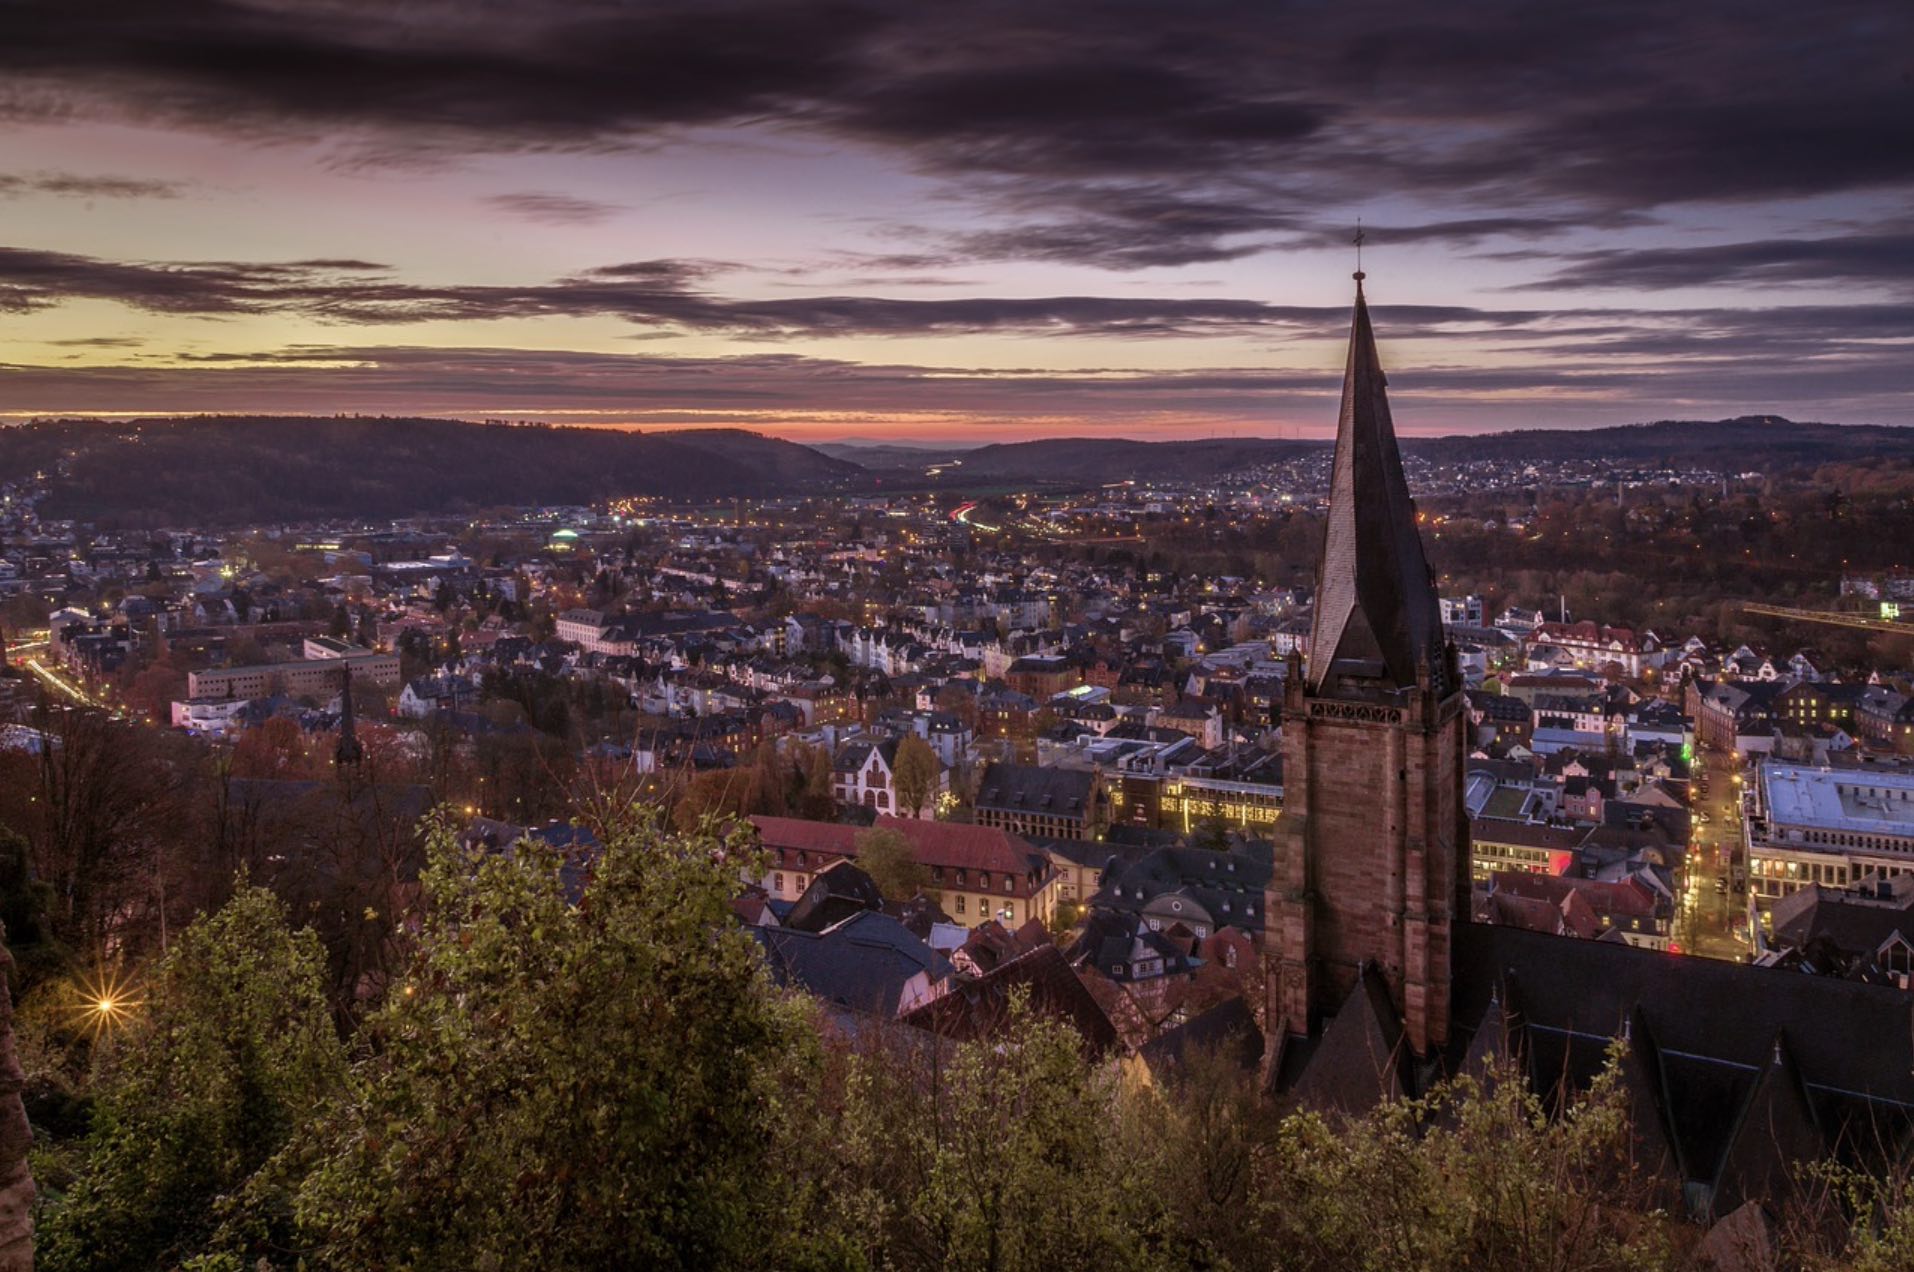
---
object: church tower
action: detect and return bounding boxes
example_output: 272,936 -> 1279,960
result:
1267,273 -> 1470,1058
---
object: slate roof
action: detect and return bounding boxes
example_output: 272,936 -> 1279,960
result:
901,943 -> 1120,1055
1448,923 -> 1914,1205
1091,841 -> 1274,935
753,910 -> 949,1016
1136,995 -> 1264,1080
1306,279 -> 1447,699
1288,965 -> 1407,1117
975,762 -> 1097,820
785,859 -> 887,934
1767,875 -> 1914,962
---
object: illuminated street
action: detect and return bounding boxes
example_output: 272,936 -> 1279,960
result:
1681,746 -> 1755,961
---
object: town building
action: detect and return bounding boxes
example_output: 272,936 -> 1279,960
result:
1747,760 -> 1914,903
974,761 -> 1108,840
186,649 -> 400,699
751,814 -> 1059,929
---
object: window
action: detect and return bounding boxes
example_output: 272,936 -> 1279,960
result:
977,896 -> 988,916
774,872 -> 784,892
955,895 -> 966,915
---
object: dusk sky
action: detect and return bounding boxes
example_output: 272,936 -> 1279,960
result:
2,0 -> 1911,441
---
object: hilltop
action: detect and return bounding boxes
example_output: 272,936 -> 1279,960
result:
0,416 -> 864,528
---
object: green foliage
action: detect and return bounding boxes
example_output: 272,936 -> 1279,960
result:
36,887 -> 345,1272
769,997 -> 1164,1271
242,810 -> 804,1269
854,826 -> 928,902
1258,1050 -> 1676,1272
30,802 -> 1914,1272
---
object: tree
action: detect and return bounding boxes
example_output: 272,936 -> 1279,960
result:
891,735 -> 941,820
239,810 -> 807,1269
798,744 -> 836,821
855,827 -> 927,901
37,888 -> 345,1272
0,825 -> 61,991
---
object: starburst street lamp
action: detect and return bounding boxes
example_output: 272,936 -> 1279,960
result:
72,969 -> 141,1039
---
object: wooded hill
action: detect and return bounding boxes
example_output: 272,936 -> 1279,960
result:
1,416 -> 864,528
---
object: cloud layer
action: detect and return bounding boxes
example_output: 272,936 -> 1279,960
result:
3,1 -> 1912,434
5,1 -> 1911,268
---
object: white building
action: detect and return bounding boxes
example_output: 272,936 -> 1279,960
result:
170,697 -> 253,738
1749,761 -> 1914,904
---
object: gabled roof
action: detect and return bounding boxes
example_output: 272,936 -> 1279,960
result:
785,859 -> 886,933
1289,964 -> 1407,1117
751,814 -> 1048,879
1711,1033 -> 1823,1217
1452,923 -> 1914,1206
753,911 -> 949,1016
1306,278 -> 1446,699
901,943 -> 1119,1055
1136,995 -> 1263,1081
975,761 -> 1097,818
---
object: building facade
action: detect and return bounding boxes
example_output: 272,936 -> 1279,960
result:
186,649 -> 400,699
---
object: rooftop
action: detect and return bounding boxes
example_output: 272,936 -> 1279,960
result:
1763,762 -> 1914,838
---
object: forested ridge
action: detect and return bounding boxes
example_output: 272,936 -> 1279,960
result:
0,417 -> 864,527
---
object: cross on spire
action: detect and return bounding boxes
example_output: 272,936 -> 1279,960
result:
1353,219 -> 1365,281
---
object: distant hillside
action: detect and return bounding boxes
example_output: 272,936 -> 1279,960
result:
812,441 -> 970,470
3,417 -> 865,528
918,418 -> 1914,488
943,437 -> 1319,486
1405,416 -> 1914,469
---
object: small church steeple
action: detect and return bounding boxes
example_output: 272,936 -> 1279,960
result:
334,667 -> 364,768
1307,272 -> 1446,697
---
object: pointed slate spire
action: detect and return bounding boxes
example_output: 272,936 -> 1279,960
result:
1307,274 -> 1446,697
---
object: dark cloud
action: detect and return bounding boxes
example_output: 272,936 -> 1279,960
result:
4,1 -> 1910,272
0,171 -> 182,199
1527,230 -> 1914,292
486,191 -> 624,225
0,243 -> 1412,335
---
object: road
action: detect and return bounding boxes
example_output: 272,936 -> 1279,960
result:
21,654 -> 118,714
1680,746 -> 1755,961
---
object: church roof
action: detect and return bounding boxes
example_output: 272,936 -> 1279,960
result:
1289,963 -> 1407,1116
1306,277 -> 1447,698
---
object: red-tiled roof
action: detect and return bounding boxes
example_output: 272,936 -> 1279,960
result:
750,814 -> 1048,879
1492,869 -> 1659,918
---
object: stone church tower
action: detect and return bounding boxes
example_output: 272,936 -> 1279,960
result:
1267,273 -> 1471,1059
